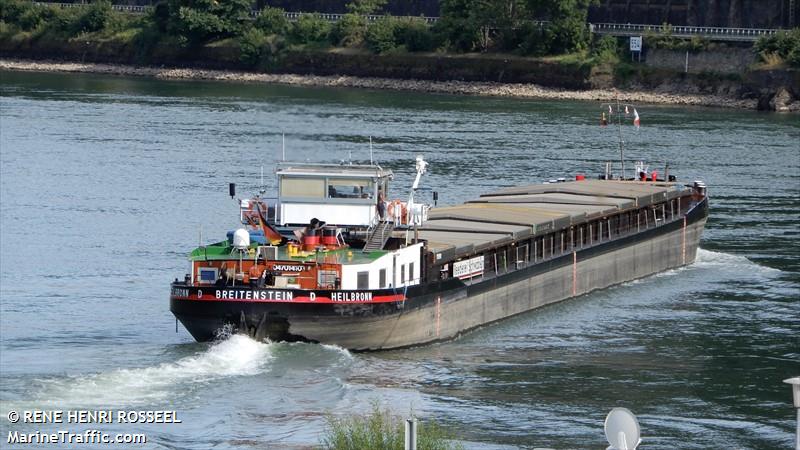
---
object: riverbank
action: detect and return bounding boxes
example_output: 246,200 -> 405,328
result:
0,58 -> 761,109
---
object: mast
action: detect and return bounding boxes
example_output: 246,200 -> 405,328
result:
406,155 -> 428,226
602,96 -> 638,180
616,96 -> 625,180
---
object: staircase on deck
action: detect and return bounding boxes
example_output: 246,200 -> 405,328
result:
363,221 -> 393,252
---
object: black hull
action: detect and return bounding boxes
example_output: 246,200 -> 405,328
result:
171,198 -> 708,350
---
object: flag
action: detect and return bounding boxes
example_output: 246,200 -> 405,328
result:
608,105 -> 613,114
633,108 -> 640,128
625,105 -> 629,115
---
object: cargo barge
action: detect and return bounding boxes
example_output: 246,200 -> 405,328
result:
170,157 -> 708,350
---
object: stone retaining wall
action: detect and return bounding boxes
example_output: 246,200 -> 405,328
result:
645,47 -> 756,74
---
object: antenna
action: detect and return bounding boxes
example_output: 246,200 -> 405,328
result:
369,136 -> 374,164
349,149 -> 352,165
260,165 -> 264,193
604,408 -> 641,450
281,133 -> 286,161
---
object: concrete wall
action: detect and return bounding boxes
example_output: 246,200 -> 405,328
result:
645,47 -> 756,74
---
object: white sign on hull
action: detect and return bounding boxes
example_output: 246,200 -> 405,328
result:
453,256 -> 484,280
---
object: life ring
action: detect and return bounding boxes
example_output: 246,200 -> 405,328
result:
386,200 -> 407,223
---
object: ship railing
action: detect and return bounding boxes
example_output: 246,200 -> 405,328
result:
363,211 -> 382,243
458,197 -> 693,286
509,202 -> 689,273
257,197 -> 280,224
407,203 -> 429,226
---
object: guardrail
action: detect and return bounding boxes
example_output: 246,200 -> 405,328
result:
279,11 -> 439,23
42,2 -> 149,12
37,3 -> 440,23
34,3 -> 786,42
591,22 -> 782,41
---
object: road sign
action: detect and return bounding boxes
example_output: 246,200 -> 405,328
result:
630,36 -> 642,51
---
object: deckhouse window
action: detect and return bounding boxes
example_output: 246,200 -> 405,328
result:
281,177 -> 325,198
357,271 -> 369,289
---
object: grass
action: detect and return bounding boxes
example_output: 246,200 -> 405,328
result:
320,403 -> 464,450
754,51 -> 789,70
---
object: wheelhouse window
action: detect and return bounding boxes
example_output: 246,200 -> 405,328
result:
327,178 -> 375,199
281,176 -> 325,198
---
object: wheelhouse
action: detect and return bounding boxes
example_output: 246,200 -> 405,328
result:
276,163 -> 393,227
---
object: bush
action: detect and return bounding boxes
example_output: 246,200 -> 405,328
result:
331,12 -> 367,47
365,16 -> 398,53
685,35 -> 710,52
755,28 -> 800,68
239,27 -> 267,65
291,13 -> 331,45
395,18 -> 434,52
516,22 -> 549,56
590,34 -> 619,63
132,21 -> 164,60
45,7 -> 80,36
241,27 -> 288,67
788,45 -> 800,67
346,0 -> 386,15
75,1 -> 112,34
0,0 -> 65,32
643,23 -> 710,52
18,4 -> 48,31
320,403 -> 463,450
253,6 -> 289,36
432,15 -> 479,52
0,0 -> 30,24
545,17 -> 589,54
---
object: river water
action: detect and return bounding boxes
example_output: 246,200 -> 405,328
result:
1,70 -> 798,449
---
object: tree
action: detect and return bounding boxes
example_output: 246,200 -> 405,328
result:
290,13 -> 331,45
435,0 -> 489,52
436,0 -> 528,52
345,0 -> 387,15
527,0 -> 597,54
75,0 -> 112,34
331,13 -> 368,46
364,16 -> 398,53
157,0 -> 251,46
253,6 -> 289,36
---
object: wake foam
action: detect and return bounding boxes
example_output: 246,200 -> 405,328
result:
37,334 -> 272,407
320,343 -> 353,359
694,248 -> 780,274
